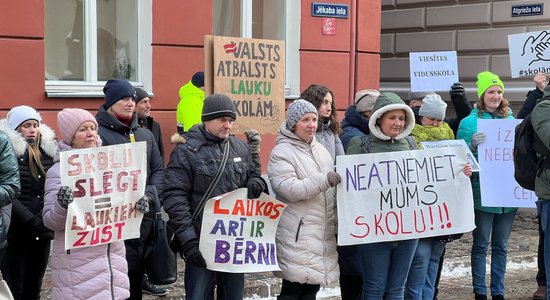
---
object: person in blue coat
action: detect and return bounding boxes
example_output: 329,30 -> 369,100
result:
340,89 -> 380,152
457,71 -> 516,300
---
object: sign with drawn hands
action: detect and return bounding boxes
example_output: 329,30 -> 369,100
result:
508,30 -> 550,78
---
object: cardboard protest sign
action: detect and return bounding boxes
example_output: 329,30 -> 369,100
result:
421,139 -> 480,172
60,142 -> 147,250
409,51 -> 458,92
336,147 -> 474,246
508,30 -> 550,78
199,188 -> 286,273
478,119 -> 537,207
205,35 -> 285,134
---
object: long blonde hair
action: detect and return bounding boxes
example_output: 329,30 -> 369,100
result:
24,130 -> 46,179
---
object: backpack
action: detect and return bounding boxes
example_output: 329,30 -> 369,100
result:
513,112 -> 550,191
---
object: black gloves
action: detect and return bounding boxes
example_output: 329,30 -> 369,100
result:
29,215 -> 48,233
135,195 -> 150,214
246,177 -> 266,199
182,239 -> 206,268
327,171 -> 342,187
450,82 -> 465,97
57,186 -> 74,209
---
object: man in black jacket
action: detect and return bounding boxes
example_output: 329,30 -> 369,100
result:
163,94 -> 266,300
133,88 -> 168,296
135,88 -> 164,159
96,79 -> 165,300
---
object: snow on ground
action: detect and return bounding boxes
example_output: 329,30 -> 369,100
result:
245,258 -> 538,300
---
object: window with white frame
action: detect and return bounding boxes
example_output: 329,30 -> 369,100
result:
44,0 -> 152,97
213,0 -> 300,98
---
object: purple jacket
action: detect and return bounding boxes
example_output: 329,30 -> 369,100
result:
43,140 -> 129,300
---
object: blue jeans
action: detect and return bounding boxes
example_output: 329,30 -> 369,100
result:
471,209 -> 516,296
404,238 -> 446,300
537,200 -> 550,297
184,264 -> 244,300
359,239 -> 418,300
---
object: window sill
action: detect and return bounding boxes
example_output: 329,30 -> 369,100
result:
45,81 -> 144,98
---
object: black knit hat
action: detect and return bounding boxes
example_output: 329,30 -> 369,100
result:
134,87 -> 149,103
191,72 -> 204,88
201,94 -> 237,122
103,79 -> 136,109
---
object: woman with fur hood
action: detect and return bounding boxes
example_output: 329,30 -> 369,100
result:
0,105 -> 57,300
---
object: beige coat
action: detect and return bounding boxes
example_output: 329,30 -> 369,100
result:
267,122 -> 339,285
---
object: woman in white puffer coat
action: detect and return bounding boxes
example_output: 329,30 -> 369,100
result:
267,99 -> 341,300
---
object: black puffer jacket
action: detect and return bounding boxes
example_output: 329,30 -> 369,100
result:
163,125 -> 264,249
96,106 -> 165,268
0,119 -> 56,241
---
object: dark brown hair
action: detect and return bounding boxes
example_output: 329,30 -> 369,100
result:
300,84 -> 341,134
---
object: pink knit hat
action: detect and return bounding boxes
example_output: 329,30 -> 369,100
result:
57,108 -> 98,144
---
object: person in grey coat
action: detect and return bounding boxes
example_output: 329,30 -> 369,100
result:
300,84 -> 344,163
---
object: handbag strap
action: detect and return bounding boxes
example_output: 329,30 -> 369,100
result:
191,140 -> 230,221
149,185 -> 162,220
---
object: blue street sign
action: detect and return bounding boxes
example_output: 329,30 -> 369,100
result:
311,2 -> 349,19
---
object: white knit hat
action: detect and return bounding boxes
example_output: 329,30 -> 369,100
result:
7,105 -> 42,130
419,93 -> 447,120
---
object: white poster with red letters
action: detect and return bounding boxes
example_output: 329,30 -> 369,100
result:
199,188 -> 286,273
336,147 -> 475,246
60,142 -> 147,250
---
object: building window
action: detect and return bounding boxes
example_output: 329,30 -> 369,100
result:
213,0 -> 300,98
44,0 -> 152,97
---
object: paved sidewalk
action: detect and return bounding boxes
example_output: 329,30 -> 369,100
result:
39,208 -> 541,299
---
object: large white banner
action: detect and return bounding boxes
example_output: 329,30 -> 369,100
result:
409,51 -> 459,92
508,30 -> 550,78
60,142 -> 147,250
336,148 -> 475,246
199,188 -> 286,273
478,119 -> 537,208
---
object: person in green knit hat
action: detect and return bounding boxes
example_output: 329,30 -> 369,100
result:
176,71 -> 205,134
456,71 -> 516,300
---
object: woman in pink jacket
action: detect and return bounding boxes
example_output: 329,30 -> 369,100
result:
43,108 -> 130,300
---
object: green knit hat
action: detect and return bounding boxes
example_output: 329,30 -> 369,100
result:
476,71 -> 504,99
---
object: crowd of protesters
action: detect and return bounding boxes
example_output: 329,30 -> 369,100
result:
0,70 -> 548,300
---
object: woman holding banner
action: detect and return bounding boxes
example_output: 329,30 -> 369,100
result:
405,93 -> 472,299
346,92 -> 419,300
0,105 -> 57,300
267,99 -> 340,300
457,71 -> 516,300
43,108 -> 133,299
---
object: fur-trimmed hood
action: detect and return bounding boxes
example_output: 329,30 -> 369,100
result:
0,118 -> 58,158
368,92 -> 416,141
